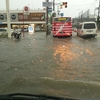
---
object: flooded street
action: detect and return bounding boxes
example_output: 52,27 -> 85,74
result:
0,32 -> 100,99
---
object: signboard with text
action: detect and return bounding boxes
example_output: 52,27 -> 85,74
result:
0,13 -> 45,22
48,8 -> 52,12
42,2 -> 52,7
18,13 -> 45,21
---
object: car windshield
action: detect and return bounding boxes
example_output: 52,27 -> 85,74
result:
0,0 -> 100,100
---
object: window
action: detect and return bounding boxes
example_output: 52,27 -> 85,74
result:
84,23 -> 96,29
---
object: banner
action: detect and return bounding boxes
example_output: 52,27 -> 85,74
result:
28,25 -> 34,35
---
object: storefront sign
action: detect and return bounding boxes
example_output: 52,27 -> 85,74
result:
18,13 -> 45,21
0,14 -> 4,20
11,14 -> 16,20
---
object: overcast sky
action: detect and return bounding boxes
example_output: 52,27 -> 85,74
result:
0,0 -> 99,18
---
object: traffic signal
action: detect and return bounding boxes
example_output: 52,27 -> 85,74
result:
63,2 -> 65,5
63,2 -> 67,8
60,2 -> 63,9
60,5 -> 63,9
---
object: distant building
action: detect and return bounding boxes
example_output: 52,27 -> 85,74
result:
89,14 -> 95,18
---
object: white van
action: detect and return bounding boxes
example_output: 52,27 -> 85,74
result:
77,22 -> 98,37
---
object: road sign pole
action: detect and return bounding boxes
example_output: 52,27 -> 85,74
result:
53,0 -> 55,12
23,6 -> 29,37
6,0 -> 11,38
23,10 -> 24,37
46,0 -> 49,36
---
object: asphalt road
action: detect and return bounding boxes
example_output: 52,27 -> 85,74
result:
0,32 -> 100,99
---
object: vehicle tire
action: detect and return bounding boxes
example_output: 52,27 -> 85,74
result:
53,35 -> 56,38
80,35 -> 83,38
77,33 -> 79,36
16,35 -> 19,39
69,34 -> 72,37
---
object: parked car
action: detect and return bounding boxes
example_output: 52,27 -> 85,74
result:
21,28 -> 28,32
35,26 -> 40,32
0,28 -> 17,37
18,29 -> 21,32
0,28 -> 8,36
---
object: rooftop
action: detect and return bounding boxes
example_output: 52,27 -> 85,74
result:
0,9 -> 46,13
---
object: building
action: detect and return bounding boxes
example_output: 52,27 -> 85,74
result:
0,9 -> 46,31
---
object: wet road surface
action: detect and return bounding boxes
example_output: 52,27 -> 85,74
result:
0,32 -> 100,99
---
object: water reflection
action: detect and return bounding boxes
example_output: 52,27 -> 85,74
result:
53,44 -> 77,63
86,49 -> 94,56
51,42 -> 100,82
51,43 -> 79,80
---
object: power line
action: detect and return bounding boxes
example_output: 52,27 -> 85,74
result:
78,1 -> 96,14
83,2 -> 96,13
69,2 -> 96,7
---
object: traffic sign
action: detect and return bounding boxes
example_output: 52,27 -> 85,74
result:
42,2 -> 52,7
24,12 -> 29,15
61,13 -> 64,17
24,6 -> 29,11
23,6 -> 30,15
48,8 -> 52,12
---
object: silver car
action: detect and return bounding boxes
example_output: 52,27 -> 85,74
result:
0,28 -> 8,35
35,26 -> 40,32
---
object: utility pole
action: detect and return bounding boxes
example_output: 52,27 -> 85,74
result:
81,11 -> 83,22
98,0 -> 100,29
53,0 -> 55,12
98,0 -> 100,17
79,13 -> 80,22
52,0 -> 56,17
6,0 -> 11,38
57,4 -> 59,17
46,0 -> 49,36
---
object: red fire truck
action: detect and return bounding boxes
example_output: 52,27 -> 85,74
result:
52,17 -> 72,37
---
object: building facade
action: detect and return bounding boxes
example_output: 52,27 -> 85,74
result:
0,10 -> 46,31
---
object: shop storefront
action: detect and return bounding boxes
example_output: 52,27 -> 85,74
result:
0,10 -> 46,32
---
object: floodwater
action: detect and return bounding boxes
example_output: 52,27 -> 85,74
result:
0,32 -> 100,99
